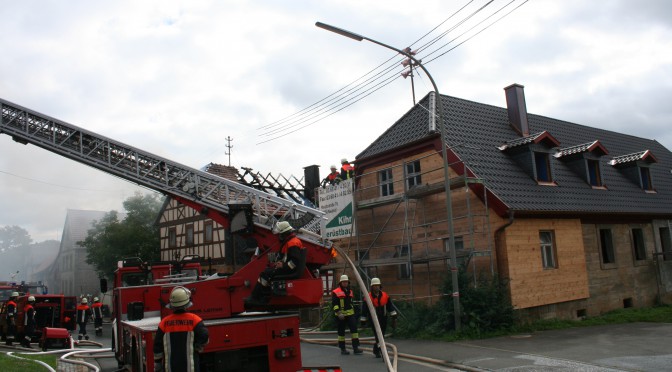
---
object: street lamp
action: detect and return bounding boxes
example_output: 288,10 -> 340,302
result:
316,22 -> 461,331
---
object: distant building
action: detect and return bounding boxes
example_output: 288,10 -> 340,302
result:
50,209 -> 107,296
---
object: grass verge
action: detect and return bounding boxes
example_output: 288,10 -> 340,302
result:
0,352 -> 59,371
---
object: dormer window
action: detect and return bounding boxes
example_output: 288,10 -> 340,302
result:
555,140 -> 609,188
499,131 -> 560,185
534,152 -> 552,182
609,150 -> 658,192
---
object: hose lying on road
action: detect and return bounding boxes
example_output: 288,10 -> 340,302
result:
3,336 -> 113,372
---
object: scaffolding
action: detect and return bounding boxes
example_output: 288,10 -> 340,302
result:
340,149 -> 494,304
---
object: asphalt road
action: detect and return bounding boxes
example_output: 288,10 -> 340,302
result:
5,321 -> 672,371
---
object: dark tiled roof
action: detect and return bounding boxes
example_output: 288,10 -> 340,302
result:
356,92 -> 672,216
555,140 -> 609,158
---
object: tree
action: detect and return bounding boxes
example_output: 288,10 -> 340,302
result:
80,192 -> 162,279
0,225 -> 33,252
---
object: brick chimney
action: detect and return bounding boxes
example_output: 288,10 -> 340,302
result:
504,83 -> 529,136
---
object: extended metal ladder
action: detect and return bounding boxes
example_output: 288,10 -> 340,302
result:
0,98 -> 328,247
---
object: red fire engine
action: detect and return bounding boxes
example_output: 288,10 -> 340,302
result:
0,294 -> 77,343
1,98 -> 341,372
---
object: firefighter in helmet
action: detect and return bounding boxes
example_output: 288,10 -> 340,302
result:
91,297 -> 104,336
340,158 -> 354,180
332,274 -> 362,355
245,221 -> 306,307
22,296 -> 37,348
154,286 -> 209,372
76,297 -> 92,341
5,291 -> 19,345
322,165 -> 342,187
360,277 -> 398,358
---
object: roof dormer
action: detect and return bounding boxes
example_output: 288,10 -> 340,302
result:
609,150 -> 658,192
555,140 -> 609,188
499,131 -> 561,184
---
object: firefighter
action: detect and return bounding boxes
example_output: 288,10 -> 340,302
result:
332,275 -> 362,355
154,286 -> 209,372
22,296 -> 36,348
340,158 -> 354,180
5,291 -> 19,346
245,221 -> 306,307
76,297 -> 92,341
360,277 -> 398,358
91,297 -> 104,336
321,165 -> 342,187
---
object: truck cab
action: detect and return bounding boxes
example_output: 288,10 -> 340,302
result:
0,294 -> 76,342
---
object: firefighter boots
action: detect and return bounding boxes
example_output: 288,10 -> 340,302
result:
338,340 -> 350,355
352,338 -> 363,355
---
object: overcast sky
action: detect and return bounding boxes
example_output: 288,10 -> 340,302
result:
1,0 -> 671,243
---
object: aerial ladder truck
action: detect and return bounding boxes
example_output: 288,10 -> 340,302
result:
0,98 -> 340,372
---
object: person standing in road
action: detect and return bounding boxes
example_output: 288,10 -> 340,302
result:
154,286 -> 209,372
91,297 -> 104,336
5,291 -> 19,346
76,297 -> 92,341
332,274 -> 362,355
22,296 -> 36,348
360,277 -> 398,358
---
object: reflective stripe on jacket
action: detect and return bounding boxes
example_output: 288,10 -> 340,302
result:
154,312 -> 209,372
332,287 -> 355,316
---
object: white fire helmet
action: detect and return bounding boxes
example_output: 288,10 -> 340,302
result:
371,277 -> 381,286
168,286 -> 192,309
273,221 -> 294,234
340,275 -> 349,283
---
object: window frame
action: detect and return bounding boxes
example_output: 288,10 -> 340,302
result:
540,230 -> 558,269
630,227 -> 647,262
379,168 -> 394,197
587,158 -> 602,187
395,245 -> 411,279
204,221 -> 213,243
168,227 -> 177,248
598,227 -> 616,268
534,151 -> 553,183
405,160 -> 422,189
639,166 -> 653,190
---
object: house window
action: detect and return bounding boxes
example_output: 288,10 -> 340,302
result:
534,152 -> 552,182
640,167 -> 653,190
444,236 -> 465,266
204,221 -> 213,242
395,245 -> 411,279
540,231 -> 558,269
406,160 -> 422,189
186,224 -> 194,245
168,228 -> 177,248
631,228 -> 646,261
660,227 -> 672,261
587,159 -> 602,186
379,168 -> 394,196
599,228 -> 615,265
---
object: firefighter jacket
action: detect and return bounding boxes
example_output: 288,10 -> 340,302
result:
24,303 -> 36,328
278,235 -> 305,272
340,163 -> 354,180
76,304 -> 91,323
322,171 -> 342,186
154,311 -> 209,372
332,286 -> 356,317
91,302 -> 104,320
6,300 -> 17,320
360,290 -> 396,321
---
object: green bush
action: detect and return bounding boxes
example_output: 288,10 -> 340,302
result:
394,266 -> 514,338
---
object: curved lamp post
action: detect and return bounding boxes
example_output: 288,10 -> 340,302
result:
315,22 -> 461,332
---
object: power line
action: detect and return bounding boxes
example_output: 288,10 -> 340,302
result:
258,0 -> 528,143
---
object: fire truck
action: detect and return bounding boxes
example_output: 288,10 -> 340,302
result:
1,98 -> 340,371
0,294 -> 77,343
